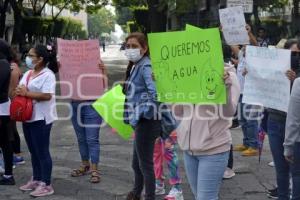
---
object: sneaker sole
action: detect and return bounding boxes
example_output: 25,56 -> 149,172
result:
164,195 -> 184,200
267,194 -> 278,199
30,190 -> 54,197
223,173 -> 236,179
14,161 -> 26,165
20,188 -> 34,191
156,189 -> 166,195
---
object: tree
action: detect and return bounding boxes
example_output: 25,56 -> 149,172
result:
7,0 -> 108,47
115,6 -> 133,26
0,0 -> 9,37
112,0 -> 169,32
88,8 -> 116,38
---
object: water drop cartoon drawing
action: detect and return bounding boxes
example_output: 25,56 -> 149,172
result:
205,70 -> 219,100
200,58 -> 222,101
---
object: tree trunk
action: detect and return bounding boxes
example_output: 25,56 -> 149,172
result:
147,0 -> 167,32
10,0 -> 24,48
0,0 -> 9,38
252,0 -> 261,30
292,0 -> 300,34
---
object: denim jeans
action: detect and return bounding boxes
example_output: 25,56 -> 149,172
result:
132,118 -> 161,200
238,95 -> 259,148
268,117 -> 291,200
268,118 -> 300,200
22,120 -> 53,185
71,101 -> 102,165
291,142 -> 300,200
183,151 -> 229,200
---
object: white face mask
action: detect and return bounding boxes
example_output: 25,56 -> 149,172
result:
125,48 -> 143,63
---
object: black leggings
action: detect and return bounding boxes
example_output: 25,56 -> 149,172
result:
11,121 -> 21,154
227,145 -> 234,169
132,118 -> 161,200
0,116 -> 13,175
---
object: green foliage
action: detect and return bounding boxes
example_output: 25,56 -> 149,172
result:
132,6 -> 149,33
22,16 -> 86,38
257,0 -> 289,10
175,0 -> 198,14
127,21 -> 139,33
260,18 -> 288,38
88,8 -> 116,37
112,0 -> 145,7
115,6 -> 134,26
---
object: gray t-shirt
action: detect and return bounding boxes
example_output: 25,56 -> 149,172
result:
284,78 -> 300,156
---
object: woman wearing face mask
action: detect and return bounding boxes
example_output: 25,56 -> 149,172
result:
0,39 -> 14,185
15,45 -> 57,197
123,32 -> 163,200
266,39 -> 300,200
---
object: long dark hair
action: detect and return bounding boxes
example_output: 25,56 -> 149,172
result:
33,44 -> 58,73
0,39 -> 12,61
284,39 -> 299,49
122,32 -> 149,94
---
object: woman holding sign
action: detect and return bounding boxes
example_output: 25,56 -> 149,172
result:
123,32 -> 177,200
176,49 -> 240,200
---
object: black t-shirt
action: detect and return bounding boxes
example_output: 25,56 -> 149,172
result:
0,59 -> 11,103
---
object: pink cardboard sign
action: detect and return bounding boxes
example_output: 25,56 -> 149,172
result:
57,39 -> 105,100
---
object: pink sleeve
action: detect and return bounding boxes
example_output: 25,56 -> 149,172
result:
222,70 -> 241,117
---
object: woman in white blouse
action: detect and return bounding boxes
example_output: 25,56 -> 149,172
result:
15,45 -> 57,197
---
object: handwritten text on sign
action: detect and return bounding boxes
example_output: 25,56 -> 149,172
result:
148,27 -> 226,104
219,6 -> 249,45
243,46 -> 291,112
227,0 -> 253,13
57,39 -> 105,100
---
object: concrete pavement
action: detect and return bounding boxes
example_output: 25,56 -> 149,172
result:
0,45 -> 277,200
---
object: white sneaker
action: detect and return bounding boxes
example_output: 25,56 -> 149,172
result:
223,168 -> 236,179
155,183 -> 165,195
164,187 -> 184,200
268,161 -> 275,167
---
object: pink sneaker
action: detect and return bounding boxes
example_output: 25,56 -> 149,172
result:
30,182 -> 54,197
19,178 -> 40,191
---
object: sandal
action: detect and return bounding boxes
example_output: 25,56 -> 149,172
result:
90,170 -> 101,183
71,165 -> 90,177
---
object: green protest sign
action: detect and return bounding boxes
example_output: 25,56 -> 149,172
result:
185,24 -> 202,31
92,85 -> 133,140
148,26 -> 226,104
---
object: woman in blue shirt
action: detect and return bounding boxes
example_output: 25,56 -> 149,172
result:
123,32 -> 162,200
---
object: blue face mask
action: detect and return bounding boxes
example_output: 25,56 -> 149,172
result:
25,56 -> 35,69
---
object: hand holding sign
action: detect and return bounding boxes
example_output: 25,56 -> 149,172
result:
148,25 -> 226,104
243,46 -> 291,112
92,85 -> 134,140
219,6 -> 250,45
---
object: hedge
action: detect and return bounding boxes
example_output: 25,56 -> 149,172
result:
22,16 -> 88,39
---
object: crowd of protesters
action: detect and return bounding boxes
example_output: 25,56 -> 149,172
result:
0,24 -> 300,200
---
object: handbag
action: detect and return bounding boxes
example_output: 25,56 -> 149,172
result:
160,104 -> 178,139
10,71 -> 33,122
